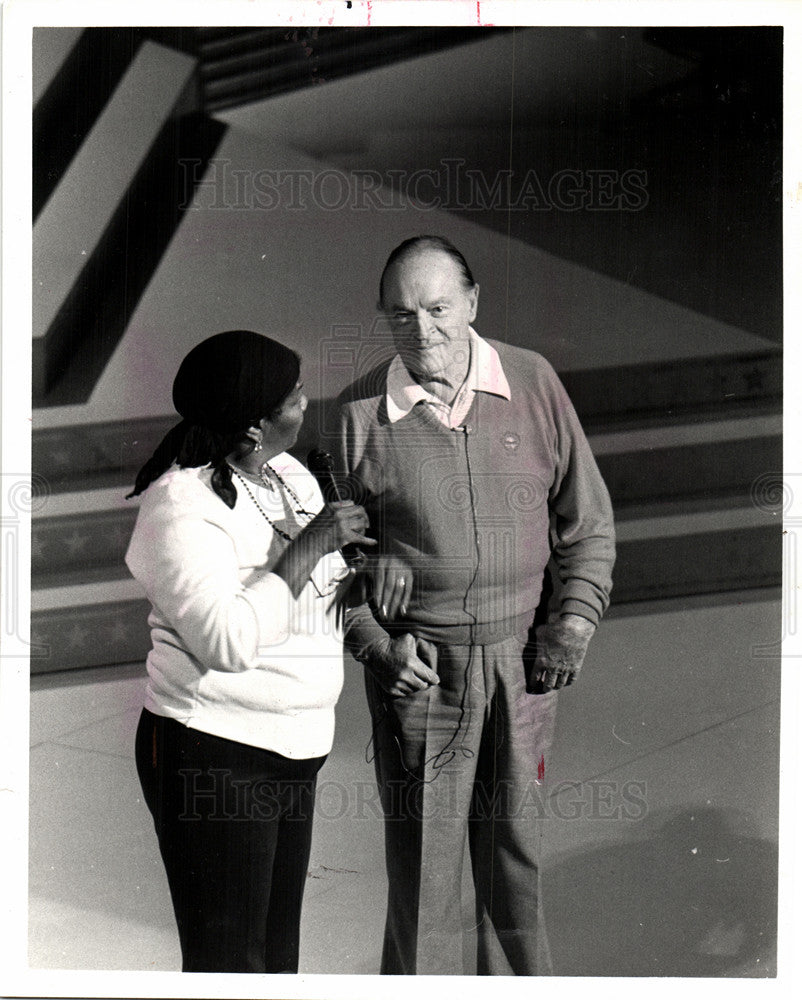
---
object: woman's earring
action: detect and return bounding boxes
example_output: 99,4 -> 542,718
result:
253,439 -> 262,453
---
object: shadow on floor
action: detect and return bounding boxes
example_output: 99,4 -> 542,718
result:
545,805 -> 777,977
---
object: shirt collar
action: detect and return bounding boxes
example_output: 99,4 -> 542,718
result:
385,328 -> 511,423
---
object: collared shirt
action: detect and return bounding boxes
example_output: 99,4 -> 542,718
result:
385,327 -> 512,429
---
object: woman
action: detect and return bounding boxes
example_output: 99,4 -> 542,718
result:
125,330 -> 374,973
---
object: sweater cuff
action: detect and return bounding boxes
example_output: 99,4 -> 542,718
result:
344,603 -> 390,662
559,597 -> 602,627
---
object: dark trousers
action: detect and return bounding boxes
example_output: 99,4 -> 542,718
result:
135,708 -> 325,973
366,635 -> 558,975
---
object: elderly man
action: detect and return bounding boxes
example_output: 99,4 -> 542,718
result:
336,235 -> 615,975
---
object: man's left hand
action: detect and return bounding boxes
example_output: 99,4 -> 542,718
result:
372,555 -> 413,621
527,614 -> 595,694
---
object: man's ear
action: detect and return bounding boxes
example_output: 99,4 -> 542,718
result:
469,283 -> 480,323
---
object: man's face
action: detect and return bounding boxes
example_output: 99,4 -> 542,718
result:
381,250 -> 479,382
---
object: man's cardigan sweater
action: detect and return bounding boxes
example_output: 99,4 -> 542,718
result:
336,339 -> 615,651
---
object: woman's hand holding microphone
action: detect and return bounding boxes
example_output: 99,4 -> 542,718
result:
305,500 -> 376,558
271,500 -> 375,598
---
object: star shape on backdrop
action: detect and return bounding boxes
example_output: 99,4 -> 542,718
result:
45,447 -> 73,469
31,532 -> 48,563
63,529 -> 89,558
66,622 -> 89,649
106,618 -> 129,646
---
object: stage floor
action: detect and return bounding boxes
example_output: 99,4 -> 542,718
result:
27,588 -> 780,977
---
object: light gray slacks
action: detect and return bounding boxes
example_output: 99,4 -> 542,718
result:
365,634 -> 559,975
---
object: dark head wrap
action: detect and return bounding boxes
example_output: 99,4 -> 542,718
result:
127,330 -> 300,507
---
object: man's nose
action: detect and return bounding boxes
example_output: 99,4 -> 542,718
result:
414,310 -> 436,336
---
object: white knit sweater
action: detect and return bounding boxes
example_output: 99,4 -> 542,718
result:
125,457 -> 348,758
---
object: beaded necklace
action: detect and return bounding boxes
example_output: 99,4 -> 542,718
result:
230,465 -> 314,541
257,461 -> 315,516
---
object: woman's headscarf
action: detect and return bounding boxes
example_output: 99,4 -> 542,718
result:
127,330 -> 300,507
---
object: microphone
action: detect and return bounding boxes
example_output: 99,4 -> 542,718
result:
307,448 -> 366,568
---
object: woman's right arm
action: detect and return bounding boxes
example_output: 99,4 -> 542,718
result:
270,500 -> 375,599
126,496 -> 300,672
126,492 -> 374,672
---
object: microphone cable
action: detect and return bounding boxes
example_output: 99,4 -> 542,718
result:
365,421 -> 482,782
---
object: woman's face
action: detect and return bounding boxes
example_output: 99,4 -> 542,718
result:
262,381 -> 308,453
